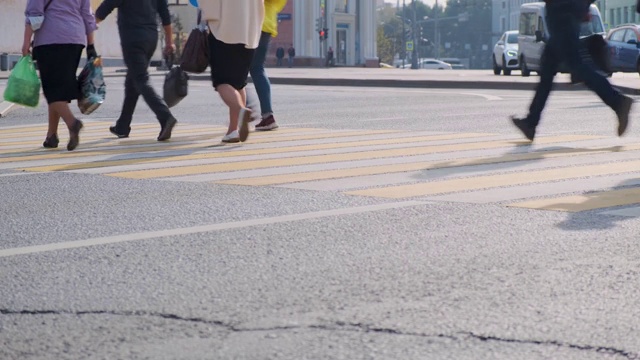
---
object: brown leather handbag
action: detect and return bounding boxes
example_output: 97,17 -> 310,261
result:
180,10 -> 209,73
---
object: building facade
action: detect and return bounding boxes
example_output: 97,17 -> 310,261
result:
290,0 -> 378,67
594,0 -> 640,28
0,0 -> 377,68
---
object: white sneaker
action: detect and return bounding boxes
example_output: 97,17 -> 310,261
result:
222,130 -> 240,143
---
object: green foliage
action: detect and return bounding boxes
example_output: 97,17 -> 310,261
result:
377,25 -> 395,65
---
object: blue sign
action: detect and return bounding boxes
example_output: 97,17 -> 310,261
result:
189,0 -> 198,7
278,13 -> 292,21
337,23 -> 349,29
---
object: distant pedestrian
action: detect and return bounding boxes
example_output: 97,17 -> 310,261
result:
326,46 -> 334,67
276,46 -> 285,67
24,0 -> 97,151
96,0 -> 178,142
200,0 -> 265,143
511,0 -> 632,141
287,44 -> 295,67
249,0 -> 287,132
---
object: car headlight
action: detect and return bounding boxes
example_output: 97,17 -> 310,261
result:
506,50 -> 517,57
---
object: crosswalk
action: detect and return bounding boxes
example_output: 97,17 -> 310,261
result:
3,120 -> 640,214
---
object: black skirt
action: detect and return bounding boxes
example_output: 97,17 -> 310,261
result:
208,33 -> 255,91
33,44 -> 84,104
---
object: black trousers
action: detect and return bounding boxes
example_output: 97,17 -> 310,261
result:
115,39 -> 172,132
527,2 -> 621,126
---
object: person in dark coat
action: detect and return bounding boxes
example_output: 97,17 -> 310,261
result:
96,0 -> 178,141
276,46 -> 285,67
511,0 -> 632,141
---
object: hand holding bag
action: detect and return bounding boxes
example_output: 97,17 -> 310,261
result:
77,56 -> 106,115
163,56 -> 189,108
3,55 -> 41,108
180,9 -> 210,73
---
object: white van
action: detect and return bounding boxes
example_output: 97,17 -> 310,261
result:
517,2 -> 606,76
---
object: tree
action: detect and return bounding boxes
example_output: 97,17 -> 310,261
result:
377,25 -> 395,65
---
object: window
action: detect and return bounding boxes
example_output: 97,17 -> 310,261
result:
501,17 -> 506,32
519,12 -> 536,36
623,29 -> 637,43
610,29 -> 626,43
610,9 -> 615,25
507,33 -> 518,43
624,7 -> 629,23
502,1 -> 506,9
537,16 -> 545,37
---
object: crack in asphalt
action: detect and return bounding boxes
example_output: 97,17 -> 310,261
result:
2,309 -> 638,359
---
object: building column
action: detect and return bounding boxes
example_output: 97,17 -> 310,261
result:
359,0 -> 378,66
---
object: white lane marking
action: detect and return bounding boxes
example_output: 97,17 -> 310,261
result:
0,172 -> 37,178
357,117 -> 408,122
0,201 -> 429,258
298,86 -> 504,101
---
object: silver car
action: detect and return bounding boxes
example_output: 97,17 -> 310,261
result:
493,30 -> 519,75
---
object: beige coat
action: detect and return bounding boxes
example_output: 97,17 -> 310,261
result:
199,0 -> 265,49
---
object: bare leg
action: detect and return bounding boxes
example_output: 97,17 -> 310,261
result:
49,102 -> 77,129
49,101 -> 83,150
217,84 -> 243,135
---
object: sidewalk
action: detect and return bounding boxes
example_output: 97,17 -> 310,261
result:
1,67 -> 639,94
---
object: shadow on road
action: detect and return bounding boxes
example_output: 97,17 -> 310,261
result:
414,143 -> 623,180
555,179 -> 640,231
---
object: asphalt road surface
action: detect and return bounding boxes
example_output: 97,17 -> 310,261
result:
2,78 -> 640,359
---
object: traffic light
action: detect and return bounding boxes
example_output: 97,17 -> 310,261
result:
315,17 -> 323,32
404,29 -> 412,41
323,28 -> 328,39
319,29 -> 325,40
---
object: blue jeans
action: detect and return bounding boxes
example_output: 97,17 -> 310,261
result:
249,31 -> 273,116
527,2 -> 621,126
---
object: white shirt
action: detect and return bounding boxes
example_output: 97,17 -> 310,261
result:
199,0 -> 265,49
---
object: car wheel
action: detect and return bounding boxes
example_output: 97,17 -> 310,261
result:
502,56 -> 511,76
493,56 -> 501,75
521,56 -> 531,77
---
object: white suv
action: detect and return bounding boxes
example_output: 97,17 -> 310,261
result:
493,30 -> 519,75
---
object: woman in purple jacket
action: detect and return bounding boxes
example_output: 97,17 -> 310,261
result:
22,0 -> 97,151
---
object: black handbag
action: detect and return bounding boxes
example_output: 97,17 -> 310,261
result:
163,57 -> 189,108
179,10 -> 210,73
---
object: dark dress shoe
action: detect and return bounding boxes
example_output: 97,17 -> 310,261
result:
43,134 -> 59,148
109,126 -> 130,138
67,119 -> 84,151
157,117 -> 177,141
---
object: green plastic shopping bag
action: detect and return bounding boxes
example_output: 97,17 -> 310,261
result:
3,55 -> 41,108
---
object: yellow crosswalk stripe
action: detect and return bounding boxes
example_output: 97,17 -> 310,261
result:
345,158 -> 640,199
217,141 -> 621,186
17,132 -> 487,172
0,125 -> 319,148
508,187 -> 640,212
104,135 -> 599,180
0,126 -> 330,159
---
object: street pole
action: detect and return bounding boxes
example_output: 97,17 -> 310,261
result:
402,0 -> 406,68
411,0 -> 418,69
435,0 -> 440,60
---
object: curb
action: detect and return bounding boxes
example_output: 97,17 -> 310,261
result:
4,72 -> 640,96
0,101 -> 17,118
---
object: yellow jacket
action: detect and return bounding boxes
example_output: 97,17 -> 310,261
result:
263,0 -> 287,37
